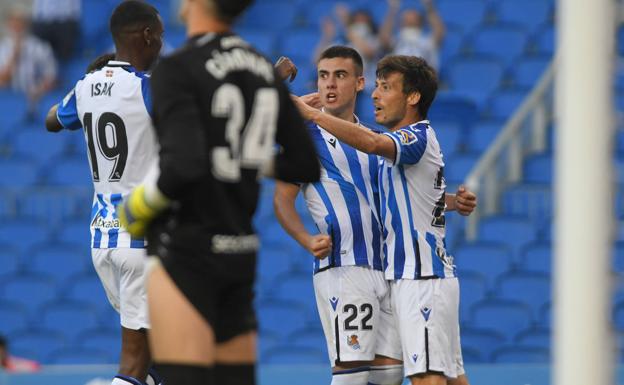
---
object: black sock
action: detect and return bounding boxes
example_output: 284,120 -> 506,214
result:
153,363 -> 213,385
215,364 -> 255,385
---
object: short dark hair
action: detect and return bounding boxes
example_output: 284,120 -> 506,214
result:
109,1 -> 160,44
376,55 -> 438,118
212,0 -> 254,22
318,45 -> 364,76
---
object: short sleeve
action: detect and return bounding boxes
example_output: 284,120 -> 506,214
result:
56,88 -> 82,131
383,126 -> 428,166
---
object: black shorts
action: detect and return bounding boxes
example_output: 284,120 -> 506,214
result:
159,249 -> 257,343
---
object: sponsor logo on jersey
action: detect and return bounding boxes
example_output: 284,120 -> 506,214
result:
420,307 -> 431,321
327,137 -> 337,148
329,297 -> 339,311
412,354 -> 418,363
347,335 -> 361,350
398,129 -> 419,145
91,212 -> 120,229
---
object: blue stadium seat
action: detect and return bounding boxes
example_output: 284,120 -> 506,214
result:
470,299 -> 533,339
487,89 -> 527,120
495,272 -> 550,316
440,28 -> 466,64
0,248 -> 21,278
256,299 -> 309,337
614,242 -> 624,273
436,0 -> 486,32
44,157 -> 92,186
512,56 -> 551,89
515,327 -> 551,350
520,243 -> 551,274
472,25 -> 529,63
236,28 -> 276,57
238,1 -> 297,31
256,247 -> 297,294
80,0 -> 115,52
288,326 -> 327,351
491,345 -> 549,363
501,183 -> 551,219
0,220 -> 50,253
0,159 -> 39,188
279,29 -> 320,66
0,300 -> 29,335
448,58 -> 504,107
49,347 -> 113,364
433,120 -> 463,154
537,301 -> 551,329
615,302 -> 624,331
62,274 -> 108,306
533,25 -> 554,55
0,90 -> 28,130
261,346 -> 327,364
443,153 -> 480,184
495,0 -> 552,31
458,272 -> 488,321
57,219 -> 91,248
616,159 -> 624,186
1,274 -> 58,309
429,91 -> 478,128
467,121 -> 502,152
17,188 -> 91,224
272,271 -> 317,321
41,301 -> 101,341
79,328 -> 121,360
10,130 -> 68,163
28,245 -> 90,281
9,330 -> 66,363
460,326 -> 506,362
455,243 -> 513,288
478,216 -> 537,258
523,154 -> 552,184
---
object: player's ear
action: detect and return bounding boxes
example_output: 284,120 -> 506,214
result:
143,27 -> 152,46
356,75 -> 365,92
407,91 -> 421,107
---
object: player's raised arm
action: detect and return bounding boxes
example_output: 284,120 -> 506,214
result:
273,181 -> 331,259
292,94 -> 397,161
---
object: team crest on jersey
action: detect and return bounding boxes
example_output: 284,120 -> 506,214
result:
398,129 -> 419,145
347,335 -> 361,350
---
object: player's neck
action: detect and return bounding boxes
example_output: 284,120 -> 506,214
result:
186,13 -> 230,37
324,105 -> 357,123
389,111 -> 422,131
115,51 -> 149,72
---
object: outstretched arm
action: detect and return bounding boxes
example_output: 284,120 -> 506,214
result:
292,94 -> 397,161
422,0 -> 445,46
45,104 -> 63,132
274,181 -> 332,259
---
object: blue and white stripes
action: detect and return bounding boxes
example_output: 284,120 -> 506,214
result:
90,193 -> 145,249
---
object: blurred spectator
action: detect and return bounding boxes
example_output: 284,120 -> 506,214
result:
0,335 -> 40,373
31,0 -> 81,61
315,4 -> 382,90
0,5 -> 57,117
380,0 -> 445,70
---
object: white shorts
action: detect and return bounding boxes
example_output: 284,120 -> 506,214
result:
92,248 -> 149,330
391,277 -> 461,378
314,265 -> 402,366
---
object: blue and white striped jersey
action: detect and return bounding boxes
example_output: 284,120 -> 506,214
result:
56,61 -> 159,249
302,119 -> 383,274
379,120 -> 456,280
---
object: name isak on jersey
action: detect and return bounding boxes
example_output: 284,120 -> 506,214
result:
91,82 -> 114,97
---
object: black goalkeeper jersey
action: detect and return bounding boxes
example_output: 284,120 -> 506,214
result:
147,32 -> 319,258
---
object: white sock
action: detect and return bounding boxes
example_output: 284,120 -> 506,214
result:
368,364 -> 403,385
111,375 -> 144,385
331,367 -> 370,385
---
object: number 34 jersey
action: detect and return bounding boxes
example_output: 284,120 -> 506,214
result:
56,60 -> 159,249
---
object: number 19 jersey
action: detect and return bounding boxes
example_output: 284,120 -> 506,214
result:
56,60 -> 159,249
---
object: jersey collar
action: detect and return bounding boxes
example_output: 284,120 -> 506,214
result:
106,60 -> 132,67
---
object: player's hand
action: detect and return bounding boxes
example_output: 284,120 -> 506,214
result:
305,234 -> 332,259
118,185 -> 170,237
275,56 -> 298,82
291,94 -> 318,121
455,185 -> 477,216
300,92 -> 322,109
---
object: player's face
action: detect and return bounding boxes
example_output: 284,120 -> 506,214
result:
372,72 -> 409,128
146,17 -> 164,65
317,57 -> 364,116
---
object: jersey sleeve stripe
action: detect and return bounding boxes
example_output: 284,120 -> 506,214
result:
312,182 -> 342,268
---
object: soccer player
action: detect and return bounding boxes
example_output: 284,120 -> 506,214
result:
292,55 -> 469,385
44,2 -> 164,385
117,0 -> 320,384
277,49 -> 475,385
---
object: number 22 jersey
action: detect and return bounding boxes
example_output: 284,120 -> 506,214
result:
56,60 -> 159,249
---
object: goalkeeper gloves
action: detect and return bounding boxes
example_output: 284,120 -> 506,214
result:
118,184 -> 170,238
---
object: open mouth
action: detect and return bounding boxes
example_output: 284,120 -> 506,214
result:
326,93 -> 337,103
